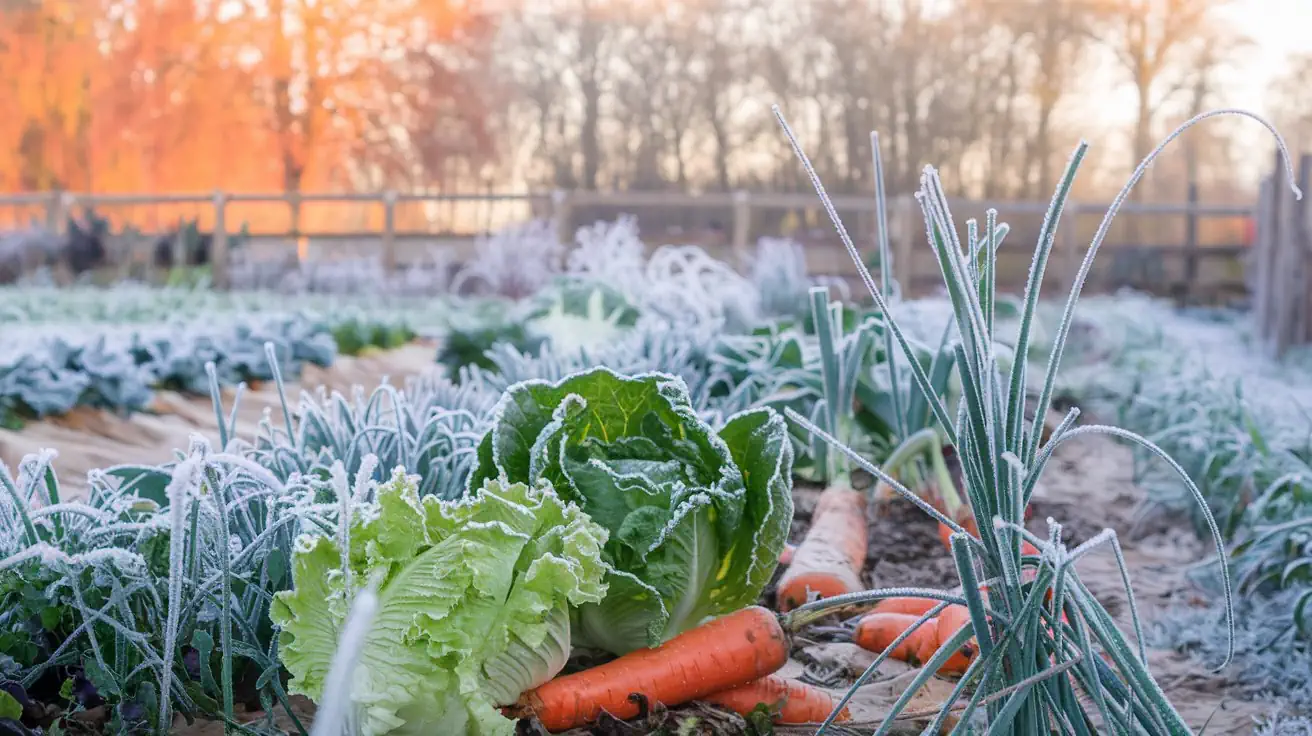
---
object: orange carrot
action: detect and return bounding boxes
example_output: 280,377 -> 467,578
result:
511,606 -> 789,732
852,612 -> 933,663
938,518 -> 1041,558
702,674 -> 850,724
775,486 -> 867,612
930,605 -> 977,674
853,608 -> 977,675
779,542 -> 797,566
872,597 -> 940,616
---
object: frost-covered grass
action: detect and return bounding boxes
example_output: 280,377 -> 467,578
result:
1145,590 -> 1312,714
0,282 -> 452,333
1055,293 -> 1312,639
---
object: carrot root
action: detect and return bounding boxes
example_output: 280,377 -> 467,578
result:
852,612 -> 932,663
853,608 -> 976,676
702,674 -> 850,724
872,597 -> 941,616
779,542 -> 797,566
511,606 -> 789,732
776,486 -> 867,612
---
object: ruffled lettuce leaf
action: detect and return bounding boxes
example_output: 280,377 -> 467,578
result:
469,367 -> 793,654
270,471 -> 608,736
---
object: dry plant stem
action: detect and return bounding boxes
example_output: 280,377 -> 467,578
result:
159,457 -> 200,735
203,461 -> 237,733
0,463 -> 38,545
870,131 -> 906,442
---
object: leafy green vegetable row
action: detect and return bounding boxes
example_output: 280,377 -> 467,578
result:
0,283 -> 451,327
0,365 -> 797,735
0,309 -> 428,428
0,316 -> 336,428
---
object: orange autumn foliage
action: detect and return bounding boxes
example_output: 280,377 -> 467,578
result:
0,0 -> 495,211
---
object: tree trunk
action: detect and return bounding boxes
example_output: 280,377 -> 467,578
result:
579,18 -> 602,191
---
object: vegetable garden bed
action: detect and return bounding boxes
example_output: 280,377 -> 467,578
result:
5,107 -> 1310,736
22,429 -> 1268,735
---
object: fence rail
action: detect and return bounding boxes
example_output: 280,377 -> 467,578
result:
0,188 -> 1257,298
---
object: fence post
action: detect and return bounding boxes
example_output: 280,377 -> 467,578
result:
1295,154 -> 1312,346
552,190 -> 572,244
382,190 -> 398,273
1270,152 -> 1303,357
1060,203 -> 1081,293
732,190 -> 751,260
1253,150 -> 1282,348
46,191 -> 66,233
211,191 -> 230,290
1183,182 -> 1199,300
892,195 -> 915,297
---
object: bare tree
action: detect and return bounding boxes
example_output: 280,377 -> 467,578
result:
484,0 -> 1254,202
1269,53 -> 1312,157
1088,0 -> 1229,172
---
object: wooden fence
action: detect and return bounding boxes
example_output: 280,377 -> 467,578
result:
1252,152 -> 1312,357
0,188 -> 1257,300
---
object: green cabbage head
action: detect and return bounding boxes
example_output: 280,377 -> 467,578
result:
469,367 -> 794,655
271,470 -> 608,736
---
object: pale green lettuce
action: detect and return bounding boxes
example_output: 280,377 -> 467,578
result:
270,470 -> 608,736
469,367 -> 793,655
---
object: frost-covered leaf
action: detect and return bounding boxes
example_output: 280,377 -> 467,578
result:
470,367 -> 792,653
271,470 -> 608,736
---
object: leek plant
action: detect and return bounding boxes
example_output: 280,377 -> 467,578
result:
774,104 -> 1301,734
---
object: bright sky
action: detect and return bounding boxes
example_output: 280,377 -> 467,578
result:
1076,0 -> 1309,186
1193,0 -> 1307,182
1216,0 -> 1308,116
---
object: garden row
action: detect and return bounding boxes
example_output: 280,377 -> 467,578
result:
3,112 -> 1302,735
1054,294 -> 1312,716
0,302 -> 422,430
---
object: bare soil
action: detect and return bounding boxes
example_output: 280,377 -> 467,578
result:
0,342 -> 438,500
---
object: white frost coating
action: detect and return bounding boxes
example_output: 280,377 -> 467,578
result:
309,588 -> 380,736
723,407 -> 793,586
332,460 -> 353,596
352,455 -> 381,504
450,219 -> 564,299
29,503 -> 111,524
566,215 -> 649,290
643,245 -> 758,329
68,547 -> 149,573
17,449 -> 58,508
159,455 -> 201,734
1,543 -> 72,571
